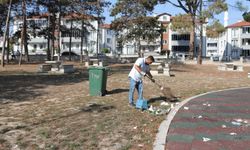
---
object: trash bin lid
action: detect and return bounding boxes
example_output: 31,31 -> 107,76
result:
88,66 -> 109,70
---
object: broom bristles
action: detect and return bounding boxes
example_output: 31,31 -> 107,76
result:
161,87 -> 176,100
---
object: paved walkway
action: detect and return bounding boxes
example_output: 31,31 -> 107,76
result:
154,87 -> 250,150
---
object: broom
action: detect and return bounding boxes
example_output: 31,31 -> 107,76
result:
145,74 -> 178,101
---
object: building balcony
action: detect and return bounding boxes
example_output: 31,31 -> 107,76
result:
29,38 -> 47,43
207,47 -> 218,50
241,33 -> 250,39
171,40 -> 189,46
242,44 -> 250,50
61,37 -> 83,43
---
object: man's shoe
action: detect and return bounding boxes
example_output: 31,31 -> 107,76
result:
129,103 -> 136,107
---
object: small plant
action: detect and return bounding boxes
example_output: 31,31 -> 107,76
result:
31,49 -> 36,53
38,129 -> 51,139
102,48 -> 110,53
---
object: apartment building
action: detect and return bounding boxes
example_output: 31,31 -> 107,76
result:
121,13 -> 207,58
121,13 -> 172,55
206,37 -> 219,57
12,14 -> 116,57
209,20 -> 250,61
100,24 -> 117,55
228,21 -> 250,58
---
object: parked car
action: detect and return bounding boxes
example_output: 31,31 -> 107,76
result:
212,55 -> 219,61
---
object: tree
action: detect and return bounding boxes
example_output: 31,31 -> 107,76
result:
162,0 -> 227,63
1,0 -> 12,67
238,0 -> 250,22
111,0 -> 162,57
18,0 -> 29,65
36,0 -> 109,61
206,20 -> 225,38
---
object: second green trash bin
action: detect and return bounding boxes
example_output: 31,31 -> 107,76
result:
88,66 -> 109,96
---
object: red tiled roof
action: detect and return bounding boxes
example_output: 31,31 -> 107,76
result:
100,24 -> 111,29
227,21 -> 250,28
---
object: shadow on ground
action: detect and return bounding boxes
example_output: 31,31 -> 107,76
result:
107,88 -> 129,95
148,96 -> 180,104
148,96 -> 167,104
0,72 -> 88,103
81,103 -> 115,113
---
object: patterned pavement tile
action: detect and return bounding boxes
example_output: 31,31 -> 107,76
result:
165,88 -> 250,150
165,142 -> 192,150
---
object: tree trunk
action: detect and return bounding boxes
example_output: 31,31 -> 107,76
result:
22,0 -> 29,62
1,0 -> 12,67
189,16 -> 196,60
96,0 -> 100,58
19,27 -> 24,65
47,15 -> 51,61
69,19 -> 73,61
80,20 -> 84,63
197,0 -> 203,65
57,7 -> 61,61
51,12 -> 56,61
6,36 -> 9,64
160,23 -> 163,54
137,39 -> 142,57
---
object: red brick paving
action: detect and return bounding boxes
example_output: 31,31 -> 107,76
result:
165,142 -> 192,150
166,88 -> 250,150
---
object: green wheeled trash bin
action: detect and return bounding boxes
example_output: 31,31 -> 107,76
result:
88,66 -> 109,96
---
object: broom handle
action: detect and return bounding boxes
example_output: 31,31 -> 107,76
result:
145,74 -> 162,88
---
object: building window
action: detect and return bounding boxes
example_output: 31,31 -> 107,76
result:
207,43 -> 217,47
34,44 -> 37,50
172,34 -> 190,41
163,16 -> 167,21
172,46 -> 189,52
232,40 -> 238,47
40,44 -> 43,49
232,29 -> 237,37
107,38 -> 111,44
243,27 -> 250,34
107,29 -> 112,35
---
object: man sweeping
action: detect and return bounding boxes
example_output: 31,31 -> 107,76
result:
128,55 -> 155,107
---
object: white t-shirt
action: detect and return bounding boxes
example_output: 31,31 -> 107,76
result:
128,58 -> 150,81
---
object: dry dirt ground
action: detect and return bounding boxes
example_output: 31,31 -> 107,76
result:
0,62 -> 250,150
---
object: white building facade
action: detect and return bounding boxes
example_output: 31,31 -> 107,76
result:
12,14 -> 116,58
211,21 -> 250,61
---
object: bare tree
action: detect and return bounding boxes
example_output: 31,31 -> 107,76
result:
1,0 -> 12,67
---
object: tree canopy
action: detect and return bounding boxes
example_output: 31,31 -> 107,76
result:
111,0 -> 162,56
206,20 -> 225,38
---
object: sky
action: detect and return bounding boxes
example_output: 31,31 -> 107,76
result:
103,0 -> 249,26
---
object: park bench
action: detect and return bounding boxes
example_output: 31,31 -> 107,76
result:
225,63 -> 234,71
218,63 -> 243,72
58,64 -> 74,73
38,61 -> 74,74
45,61 -> 61,71
38,64 -> 52,72
218,64 -> 227,71
235,65 -> 244,71
89,59 -> 99,66
150,62 -> 171,76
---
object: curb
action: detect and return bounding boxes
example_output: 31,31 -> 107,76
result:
153,87 -> 250,150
